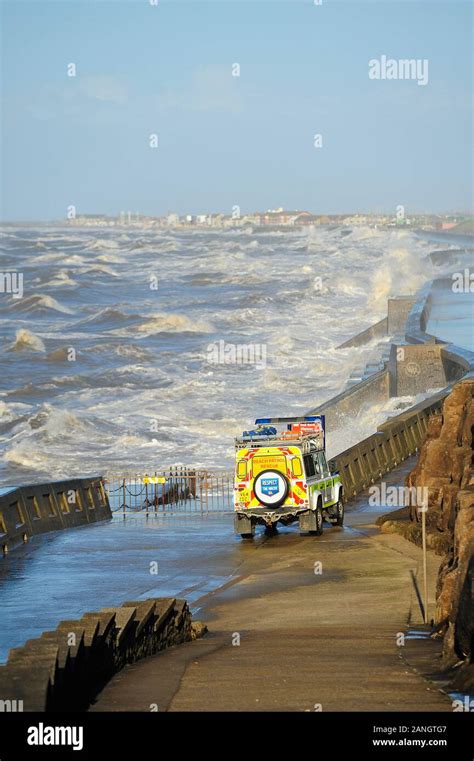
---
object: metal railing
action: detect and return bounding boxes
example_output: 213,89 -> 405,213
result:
104,467 -> 234,514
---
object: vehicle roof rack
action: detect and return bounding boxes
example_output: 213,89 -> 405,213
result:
254,415 -> 323,424
235,432 -> 324,449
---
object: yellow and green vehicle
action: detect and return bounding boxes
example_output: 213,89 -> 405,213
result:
234,415 -> 343,538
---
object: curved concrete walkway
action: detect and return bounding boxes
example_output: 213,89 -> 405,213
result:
91,462 -> 451,713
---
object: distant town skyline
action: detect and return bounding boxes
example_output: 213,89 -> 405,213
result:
1,0 -> 472,221
1,207 -> 473,227
8,208 -> 468,234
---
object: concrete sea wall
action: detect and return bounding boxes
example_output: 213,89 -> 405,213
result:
329,390 -> 448,498
404,278 -> 474,377
0,476 -> 111,555
321,281 -> 474,427
309,369 -> 389,429
0,597 -> 206,712
336,296 -> 416,349
337,317 -> 388,349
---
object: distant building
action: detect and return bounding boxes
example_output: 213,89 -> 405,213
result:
436,221 -> 458,231
209,214 -> 225,227
69,214 -> 115,227
242,214 -> 260,225
342,214 -> 371,226
259,210 -> 310,226
293,213 -> 321,226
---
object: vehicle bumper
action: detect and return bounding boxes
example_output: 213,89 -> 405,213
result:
235,505 -> 309,526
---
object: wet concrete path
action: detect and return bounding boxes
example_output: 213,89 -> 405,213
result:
1,493 -> 339,661
0,512 -> 240,662
89,459 -> 452,712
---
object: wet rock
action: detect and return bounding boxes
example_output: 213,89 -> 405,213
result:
190,621 -> 208,640
405,379 -> 474,691
380,520 -> 397,533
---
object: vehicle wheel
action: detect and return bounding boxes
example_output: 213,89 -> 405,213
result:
335,496 -> 344,527
313,504 -> 324,536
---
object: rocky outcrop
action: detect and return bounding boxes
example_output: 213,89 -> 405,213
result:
405,379 -> 474,691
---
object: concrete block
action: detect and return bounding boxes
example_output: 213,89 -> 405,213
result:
121,601 -> 156,637
0,668 -> 51,711
79,620 -> 104,649
101,607 -> 137,643
151,599 -> 177,632
389,344 -> 448,397
387,296 -> 417,335
81,611 -> 116,640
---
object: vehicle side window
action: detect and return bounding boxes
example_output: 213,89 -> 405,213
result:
291,457 -> 303,477
312,454 -> 322,477
318,452 -> 329,476
303,454 -> 315,478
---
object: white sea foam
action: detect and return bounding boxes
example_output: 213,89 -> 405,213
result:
112,312 -> 214,337
87,238 -> 120,251
48,270 -> 78,287
76,264 -> 119,277
370,245 -> 428,311
9,329 -> 46,353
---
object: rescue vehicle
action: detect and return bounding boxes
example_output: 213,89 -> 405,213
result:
234,415 -> 344,538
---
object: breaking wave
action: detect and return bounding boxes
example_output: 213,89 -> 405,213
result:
8,294 -> 75,314
9,329 -> 46,353
113,312 -> 214,337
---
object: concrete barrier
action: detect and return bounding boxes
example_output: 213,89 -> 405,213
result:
329,389 -> 448,498
388,343 -> 449,396
327,281 -> 474,416
387,295 -> 418,334
404,281 -> 438,345
0,476 -> 111,555
337,317 -> 388,349
336,296 -> 416,349
0,597 -> 206,712
306,369 -> 390,427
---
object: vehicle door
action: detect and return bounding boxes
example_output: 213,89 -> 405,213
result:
303,450 -> 325,504
316,451 -> 333,505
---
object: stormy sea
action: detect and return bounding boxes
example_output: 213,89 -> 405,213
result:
0,224 -> 452,484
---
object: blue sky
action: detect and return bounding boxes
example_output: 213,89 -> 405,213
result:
1,0 -> 472,220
